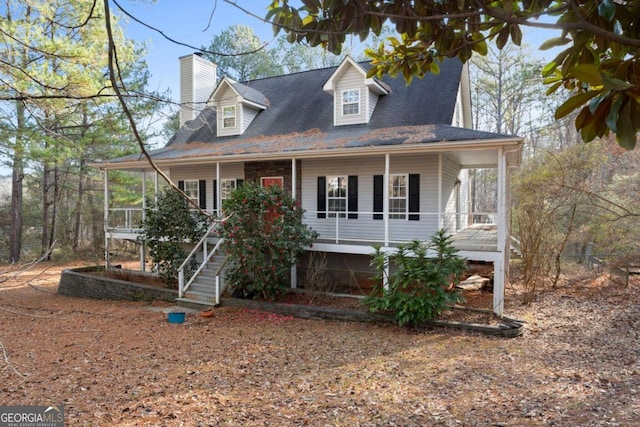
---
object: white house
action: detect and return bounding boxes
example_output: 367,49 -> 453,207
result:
95,54 -> 523,316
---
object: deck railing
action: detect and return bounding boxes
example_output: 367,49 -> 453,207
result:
178,223 -> 222,299
303,210 -> 497,246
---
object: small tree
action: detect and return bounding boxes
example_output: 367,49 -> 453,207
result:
139,188 -> 209,287
219,183 -> 317,300
365,230 -> 466,327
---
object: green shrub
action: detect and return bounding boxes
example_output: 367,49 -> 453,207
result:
219,183 -> 317,300
139,188 -> 209,287
364,230 -> 466,327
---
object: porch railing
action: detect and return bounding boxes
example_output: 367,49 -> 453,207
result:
303,210 -> 497,246
178,223 -> 224,300
107,208 -> 144,232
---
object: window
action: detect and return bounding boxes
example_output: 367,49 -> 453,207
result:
222,105 -> 236,128
183,180 -> 199,205
261,176 -> 283,188
373,174 -> 419,221
389,174 -> 408,219
327,176 -> 347,218
342,89 -> 360,116
220,179 -> 237,200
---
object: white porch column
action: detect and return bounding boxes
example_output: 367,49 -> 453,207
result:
103,169 -> 110,269
140,171 -> 147,272
383,154 -> 390,291
438,154 -> 443,229
384,153 -> 390,246
216,162 -> 221,217
291,158 -> 297,289
494,148 -> 507,316
154,170 -> 159,205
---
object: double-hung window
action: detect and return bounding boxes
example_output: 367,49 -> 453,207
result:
327,176 -> 347,218
183,180 -> 199,207
342,89 -> 360,116
220,179 -> 237,200
389,174 -> 408,220
222,105 -> 236,128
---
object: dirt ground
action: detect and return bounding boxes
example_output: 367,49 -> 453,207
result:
1,262 -> 639,426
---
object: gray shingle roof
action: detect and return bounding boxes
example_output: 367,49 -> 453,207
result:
103,58 -> 518,166
230,81 -> 269,107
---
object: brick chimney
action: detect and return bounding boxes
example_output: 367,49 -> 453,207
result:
179,53 -> 217,126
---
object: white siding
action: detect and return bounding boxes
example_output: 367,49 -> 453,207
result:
301,154 -> 441,244
334,67 -> 367,126
242,107 -> 259,133
368,91 -> 379,122
179,54 -> 217,126
441,156 -> 462,231
216,85 -> 241,137
170,163 -> 244,213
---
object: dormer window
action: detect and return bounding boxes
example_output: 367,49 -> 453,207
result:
324,56 -> 389,126
222,105 -> 236,128
342,89 -> 360,116
212,78 -> 268,137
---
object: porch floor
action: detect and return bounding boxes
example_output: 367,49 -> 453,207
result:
315,224 -> 499,253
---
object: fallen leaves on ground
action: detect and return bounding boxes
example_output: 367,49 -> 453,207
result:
0,263 -> 638,426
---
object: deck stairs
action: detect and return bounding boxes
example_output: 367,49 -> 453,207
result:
176,226 -> 229,309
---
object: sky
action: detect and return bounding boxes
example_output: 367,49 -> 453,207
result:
118,0 -> 278,102
119,0 -> 561,102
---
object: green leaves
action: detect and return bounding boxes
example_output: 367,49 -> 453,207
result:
364,230 -> 465,327
266,0 -> 640,150
219,183 -> 317,300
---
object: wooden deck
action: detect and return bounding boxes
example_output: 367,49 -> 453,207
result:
450,224 -> 499,252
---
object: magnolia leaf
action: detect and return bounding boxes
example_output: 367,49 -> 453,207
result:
588,92 -> 609,115
617,101 -> 638,150
598,0 -> 616,22
569,64 -> 604,86
602,74 -> 634,91
606,95 -> 623,132
539,37 -> 571,50
555,91 -> 599,120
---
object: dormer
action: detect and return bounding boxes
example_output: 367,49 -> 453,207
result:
211,77 -> 269,137
323,56 -> 390,126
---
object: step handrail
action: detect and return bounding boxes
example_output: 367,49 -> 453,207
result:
178,223 -> 220,298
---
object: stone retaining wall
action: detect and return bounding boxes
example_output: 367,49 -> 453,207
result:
58,266 -> 177,302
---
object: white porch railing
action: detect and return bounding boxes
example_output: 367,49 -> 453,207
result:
178,223 -> 224,301
107,208 -> 144,232
303,210 -> 497,246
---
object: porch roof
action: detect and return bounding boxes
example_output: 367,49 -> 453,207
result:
96,123 -> 521,170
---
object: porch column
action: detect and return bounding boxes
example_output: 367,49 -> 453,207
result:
103,169 -> 110,269
384,153 -> 390,246
140,171 -> 146,272
154,170 -> 159,205
383,154 -> 390,291
216,162 -> 220,216
438,154 -> 443,228
494,148 -> 507,316
291,158 -> 297,289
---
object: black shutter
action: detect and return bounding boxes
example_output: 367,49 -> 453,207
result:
317,176 -> 326,219
213,180 -> 217,211
347,175 -> 358,219
408,174 -> 420,221
373,175 -> 383,220
199,180 -> 207,209
237,179 -> 244,187
178,180 -> 184,191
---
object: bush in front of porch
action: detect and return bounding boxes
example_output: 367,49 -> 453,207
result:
365,230 -> 466,327
139,188 -> 209,287
219,183 -> 317,300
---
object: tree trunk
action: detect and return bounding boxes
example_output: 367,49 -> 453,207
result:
9,101 -> 25,262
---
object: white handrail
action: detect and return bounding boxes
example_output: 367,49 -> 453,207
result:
178,223 -> 218,298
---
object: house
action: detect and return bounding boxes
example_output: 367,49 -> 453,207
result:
95,53 -> 523,316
